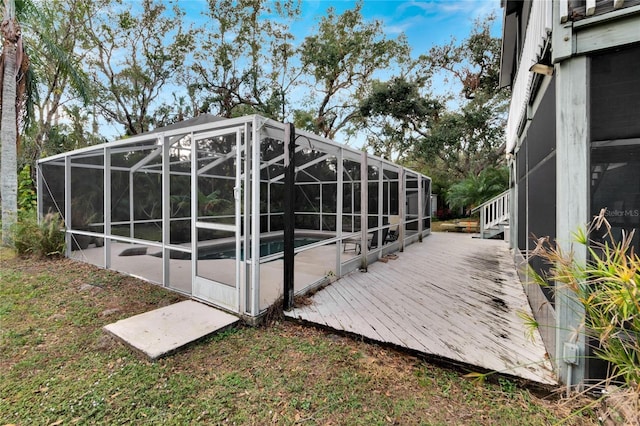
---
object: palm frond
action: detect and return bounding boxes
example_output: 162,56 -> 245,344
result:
30,32 -> 92,104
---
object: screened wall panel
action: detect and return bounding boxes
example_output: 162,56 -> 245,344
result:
132,171 -> 162,242
591,44 -> 640,141
170,174 -> 191,244
590,44 -> 640,254
39,162 -> 65,221
38,115 -> 431,318
69,155 -> 104,235
514,78 -> 556,305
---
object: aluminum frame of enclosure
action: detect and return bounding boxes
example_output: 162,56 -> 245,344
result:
37,115 -> 432,318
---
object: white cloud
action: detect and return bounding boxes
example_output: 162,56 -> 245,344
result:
400,0 -> 499,22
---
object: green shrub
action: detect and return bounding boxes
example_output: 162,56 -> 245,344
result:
446,167 -> 508,212
39,212 -> 66,256
530,209 -> 639,390
13,210 -> 65,257
13,212 -> 40,255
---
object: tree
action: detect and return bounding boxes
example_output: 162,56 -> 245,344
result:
446,166 -> 508,213
188,0 -> 300,120
297,3 -> 409,140
415,16 -> 508,181
25,0 -> 93,164
358,76 -> 442,162
2,0 -> 97,245
1,0 -> 26,244
84,0 -> 194,136
358,15 -> 507,180
417,94 -> 506,181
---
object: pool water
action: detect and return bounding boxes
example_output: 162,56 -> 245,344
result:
152,237 -> 326,260
198,237 -> 323,260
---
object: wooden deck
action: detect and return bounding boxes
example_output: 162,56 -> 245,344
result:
285,232 -> 557,385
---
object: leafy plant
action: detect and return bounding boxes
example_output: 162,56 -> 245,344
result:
12,212 -> 40,255
70,197 -> 97,230
39,212 -> 66,256
17,165 -> 37,216
529,209 -> 640,391
12,210 -> 65,257
446,166 -> 508,212
198,190 -> 231,216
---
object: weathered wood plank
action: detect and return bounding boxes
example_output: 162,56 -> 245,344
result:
367,261 -> 546,374
308,290 -> 352,330
338,274 -> 429,352
330,280 -> 398,344
560,0 -> 569,22
349,279 -> 431,353
284,232 -> 556,384
576,17 -> 640,55
363,269 -> 456,349
320,281 -> 381,338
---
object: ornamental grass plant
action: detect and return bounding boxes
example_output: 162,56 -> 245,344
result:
12,210 -> 65,257
527,209 -> 639,423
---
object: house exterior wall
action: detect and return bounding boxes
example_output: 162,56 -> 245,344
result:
502,0 -> 640,387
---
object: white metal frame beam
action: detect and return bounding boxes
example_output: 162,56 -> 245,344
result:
130,147 -> 162,173
269,153 -> 332,183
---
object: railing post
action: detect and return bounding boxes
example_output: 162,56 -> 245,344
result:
472,190 -> 510,239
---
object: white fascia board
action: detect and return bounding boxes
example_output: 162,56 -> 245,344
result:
506,0 -> 552,153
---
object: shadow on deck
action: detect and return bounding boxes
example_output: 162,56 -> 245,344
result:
284,232 -> 557,385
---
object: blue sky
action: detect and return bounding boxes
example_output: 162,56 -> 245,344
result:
99,0 -> 502,140
179,0 -> 502,58
295,1 -> 502,57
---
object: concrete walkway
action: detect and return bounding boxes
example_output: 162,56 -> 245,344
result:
104,300 -> 238,360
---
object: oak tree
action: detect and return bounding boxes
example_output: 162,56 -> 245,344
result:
84,0 -> 194,136
189,0 -> 300,120
297,3 -> 409,140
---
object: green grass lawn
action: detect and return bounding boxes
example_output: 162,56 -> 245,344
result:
0,250 -> 597,425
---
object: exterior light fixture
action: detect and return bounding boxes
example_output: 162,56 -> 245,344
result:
529,63 -> 554,76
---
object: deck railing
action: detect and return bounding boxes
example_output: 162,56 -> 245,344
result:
560,0 -> 631,22
471,190 -> 510,238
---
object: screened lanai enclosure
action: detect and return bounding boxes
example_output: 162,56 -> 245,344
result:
37,115 -> 431,319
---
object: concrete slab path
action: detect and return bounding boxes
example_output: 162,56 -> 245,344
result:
104,300 -> 239,360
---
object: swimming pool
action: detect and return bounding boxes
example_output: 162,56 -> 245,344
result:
199,237 -> 324,260
156,237 -> 327,260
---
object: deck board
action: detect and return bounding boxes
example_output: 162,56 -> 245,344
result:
286,232 -> 556,385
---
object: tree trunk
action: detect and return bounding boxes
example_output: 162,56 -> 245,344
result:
1,0 -> 19,246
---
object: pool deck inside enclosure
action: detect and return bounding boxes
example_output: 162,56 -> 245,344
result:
70,235 -> 361,310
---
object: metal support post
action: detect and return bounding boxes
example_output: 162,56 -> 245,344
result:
104,146 -> 111,268
161,135 -> 170,287
360,151 -> 368,271
335,148 -> 343,277
283,123 -> 296,311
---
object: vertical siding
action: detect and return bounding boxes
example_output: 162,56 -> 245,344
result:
506,0 -> 552,152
